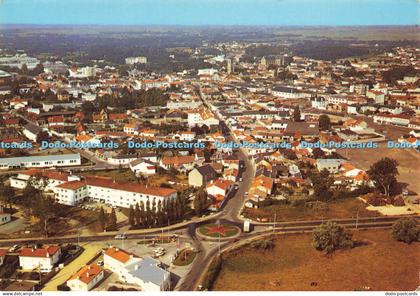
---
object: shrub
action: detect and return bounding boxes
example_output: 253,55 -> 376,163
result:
312,221 -> 354,253
251,239 -> 274,250
202,255 -> 222,290
391,218 -> 420,244
392,196 -> 405,207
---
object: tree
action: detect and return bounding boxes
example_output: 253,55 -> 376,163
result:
194,187 -> 208,215
128,205 -> 135,226
0,182 -> 14,209
311,169 -> 334,201
391,218 -> 419,244
293,106 -> 301,122
318,114 -> 331,130
108,208 -> 117,230
36,131 -> 50,144
312,221 -> 354,253
367,158 -> 398,197
98,207 -> 107,232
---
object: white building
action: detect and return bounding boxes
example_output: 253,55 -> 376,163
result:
67,264 -> 105,291
187,109 -> 219,127
129,159 -> 156,176
10,169 -> 176,208
0,153 -> 81,170
104,247 -> 171,291
125,56 -> 147,65
19,246 -> 61,272
0,210 -> 11,225
316,159 -> 345,173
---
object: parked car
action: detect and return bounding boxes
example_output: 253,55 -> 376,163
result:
114,234 -> 127,240
9,244 -> 20,252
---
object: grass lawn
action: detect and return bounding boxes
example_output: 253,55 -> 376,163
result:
173,249 -> 196,266
213,229 -> 420,291
244,198 -> 380,222
197,224 -> 240,238
80,169 -> 137,183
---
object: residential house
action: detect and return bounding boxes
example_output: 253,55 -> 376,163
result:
103,247 -> 170,291
129,159 -> 156,176
19,246 -> 61,272
188,164 -> 217,187
67,264 -> 105,291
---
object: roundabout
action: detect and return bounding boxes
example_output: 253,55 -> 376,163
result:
196,222 -> 241,240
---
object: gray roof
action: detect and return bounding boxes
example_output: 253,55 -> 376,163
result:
195,164 -> 216,177
24,123 -> 42,135
0,153 -> 81,166
126,256 -> 169,286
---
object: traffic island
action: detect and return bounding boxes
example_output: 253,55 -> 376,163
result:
196,223 -> 241,241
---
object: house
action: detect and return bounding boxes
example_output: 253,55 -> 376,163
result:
160,155 -> 196,171
188,164 -> 217,187
19,246 -> 61,272
103,247 -> 170,291
0,249 -> 6,266
316,159 -> 345,173
22,123 -> 42,142
0,209 -> 11,225
67,264 -> 104,291
129,159 -> 156,176
206,179 -> 234,198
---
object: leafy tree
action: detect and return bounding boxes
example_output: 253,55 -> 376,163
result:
32,195 -> 56,236
293,106 -> 301,122
0,182 -> 14,209
312,221 -> 354,253
367,158 -> 398,197
311,169 -> 334,201
36,131 -> 50,144
391,218 -> 420,244
318,114 -> 331,130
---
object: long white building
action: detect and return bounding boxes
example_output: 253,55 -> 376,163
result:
10,169 -> 177,208
0,153 -> 81,170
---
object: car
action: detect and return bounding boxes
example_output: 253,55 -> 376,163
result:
97,260 -> 104,266
9,244 -> 20,252
114,234 -> 127,240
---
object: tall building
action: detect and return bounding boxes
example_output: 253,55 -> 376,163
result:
226,58 -> 234,74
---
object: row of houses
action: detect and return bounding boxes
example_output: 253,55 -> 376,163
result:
0,246 -> 169,292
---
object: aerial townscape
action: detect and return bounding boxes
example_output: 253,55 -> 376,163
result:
0,1 -> 419,294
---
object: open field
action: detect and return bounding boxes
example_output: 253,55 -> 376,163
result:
340,143 -> 420,195
243,198 -> 380,222
214,229 -> 420,291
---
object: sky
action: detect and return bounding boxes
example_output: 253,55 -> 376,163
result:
0,0 -> 418,26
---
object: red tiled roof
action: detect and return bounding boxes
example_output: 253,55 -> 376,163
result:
162,155 -> 195,166
21,169 -> 70,182
104,247 -> 137,264
85,176 -> 176,197
0,249 -> 7,257
68,264 -> 103,285
19,246 -> 60,258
